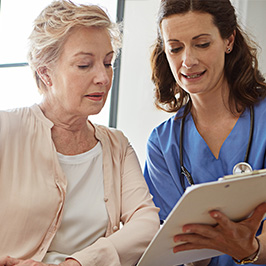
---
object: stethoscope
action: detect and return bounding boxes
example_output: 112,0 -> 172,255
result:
179,106 -> 254,191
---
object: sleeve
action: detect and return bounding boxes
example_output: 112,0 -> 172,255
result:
71,133 -> 160,266
108,143 -> 160,265
144,130 -> 183,221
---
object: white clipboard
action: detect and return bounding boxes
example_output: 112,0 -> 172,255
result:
137,169 -> 266,266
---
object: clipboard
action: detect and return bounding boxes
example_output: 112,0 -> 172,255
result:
137,169 -> 266,266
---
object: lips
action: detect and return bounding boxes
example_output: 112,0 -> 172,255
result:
182,70 -> 206,79
85,92 -> 104,101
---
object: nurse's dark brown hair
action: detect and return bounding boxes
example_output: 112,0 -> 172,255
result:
151,0 -> 266,115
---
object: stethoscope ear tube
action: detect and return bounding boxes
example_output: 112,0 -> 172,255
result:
179,110 -> 194,191
181,166 -> 194,186
232,106 -> 254,175
244,106 -> 254,163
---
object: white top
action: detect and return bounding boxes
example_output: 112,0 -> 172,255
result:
43,142 -> 108,264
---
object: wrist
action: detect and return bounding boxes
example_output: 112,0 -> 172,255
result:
232,237 -> 261,265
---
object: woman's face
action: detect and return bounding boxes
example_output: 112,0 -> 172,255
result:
45,26 -> 114,117
161,11 -> 233,97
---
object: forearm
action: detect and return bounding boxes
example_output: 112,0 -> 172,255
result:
254,232 -> 266,264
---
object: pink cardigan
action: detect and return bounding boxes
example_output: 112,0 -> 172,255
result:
0,105 -> 159,266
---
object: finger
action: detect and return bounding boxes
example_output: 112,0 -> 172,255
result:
0,257 -> 22,266
173,240 -> 210,253
0,256 -> 9,266
246,202 -> 266,227
208,210 -> 234,231
174,232 -> 205,243
180,223 -> 218,239
17,259 -> 41,266
6,258 -> 22,266
209,203 -> 266,230
173,232 -> 215,251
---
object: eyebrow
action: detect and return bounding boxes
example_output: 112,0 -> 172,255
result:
167,33 -> 211,43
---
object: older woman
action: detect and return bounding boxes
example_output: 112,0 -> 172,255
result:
144,0 -> 266,265
0,1 -> 159,266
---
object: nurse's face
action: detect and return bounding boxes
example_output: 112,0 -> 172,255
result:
161,11 -> 233,97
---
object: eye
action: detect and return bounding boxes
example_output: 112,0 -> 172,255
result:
196,42 -> 210,48
78,65 -> 90,69
104,63 -> 112,68
169,47 -> 183,54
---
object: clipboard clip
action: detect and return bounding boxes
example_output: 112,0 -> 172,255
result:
219,169 -> 264,181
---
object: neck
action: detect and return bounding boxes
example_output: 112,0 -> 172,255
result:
39,100 -> 88,132
190,81 -> 238,126
187,82 -> 241,159
39,100 -> 97,155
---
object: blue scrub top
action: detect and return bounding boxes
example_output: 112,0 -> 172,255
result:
144,98 -> 266,266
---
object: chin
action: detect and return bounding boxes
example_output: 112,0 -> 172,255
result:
86,109 -> 103,117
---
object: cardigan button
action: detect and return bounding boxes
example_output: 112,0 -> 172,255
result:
113,225 -> 118,231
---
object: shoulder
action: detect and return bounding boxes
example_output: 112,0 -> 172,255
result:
0,105 -> 54,146
0,106 -> 32,130
94,124 -> 129,147
0,106 -> 31,118
148,114 -> 180,145
0,104 -> 52,131
254,97 -> 266,112
93,124 -> 137,162
253,97 -> 266,122
0,106 -> 35,145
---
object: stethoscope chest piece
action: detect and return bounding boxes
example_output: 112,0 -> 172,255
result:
233,162 -> 253,174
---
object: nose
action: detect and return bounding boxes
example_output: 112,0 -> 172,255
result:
93,64 -> 111,86
182,48 -> 198,69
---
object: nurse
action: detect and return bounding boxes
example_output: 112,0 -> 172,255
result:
144,0 -> 266,265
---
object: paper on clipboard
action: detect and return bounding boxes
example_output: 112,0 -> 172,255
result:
137,169 -> 266,266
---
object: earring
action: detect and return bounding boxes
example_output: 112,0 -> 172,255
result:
227,48 -> 231,53
47,81 -> 51,86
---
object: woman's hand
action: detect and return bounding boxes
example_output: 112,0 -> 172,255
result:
0,257 -> 80,266
0,257 -> 23,266
173,202 -> 266,261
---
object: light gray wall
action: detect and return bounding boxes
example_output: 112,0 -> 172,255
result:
232,0 -> 266,73
116,0 -> 171,168
117,0 -> 266,169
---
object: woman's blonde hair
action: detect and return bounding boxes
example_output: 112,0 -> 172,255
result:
27,0 -> 122,91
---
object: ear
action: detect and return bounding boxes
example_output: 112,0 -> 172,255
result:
225,30 -> 236,54
36,66 -> 52,86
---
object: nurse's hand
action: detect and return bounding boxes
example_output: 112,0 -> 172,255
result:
173,202 -> 266,261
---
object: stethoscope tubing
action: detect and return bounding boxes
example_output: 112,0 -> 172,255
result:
244,106 -> 254,162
